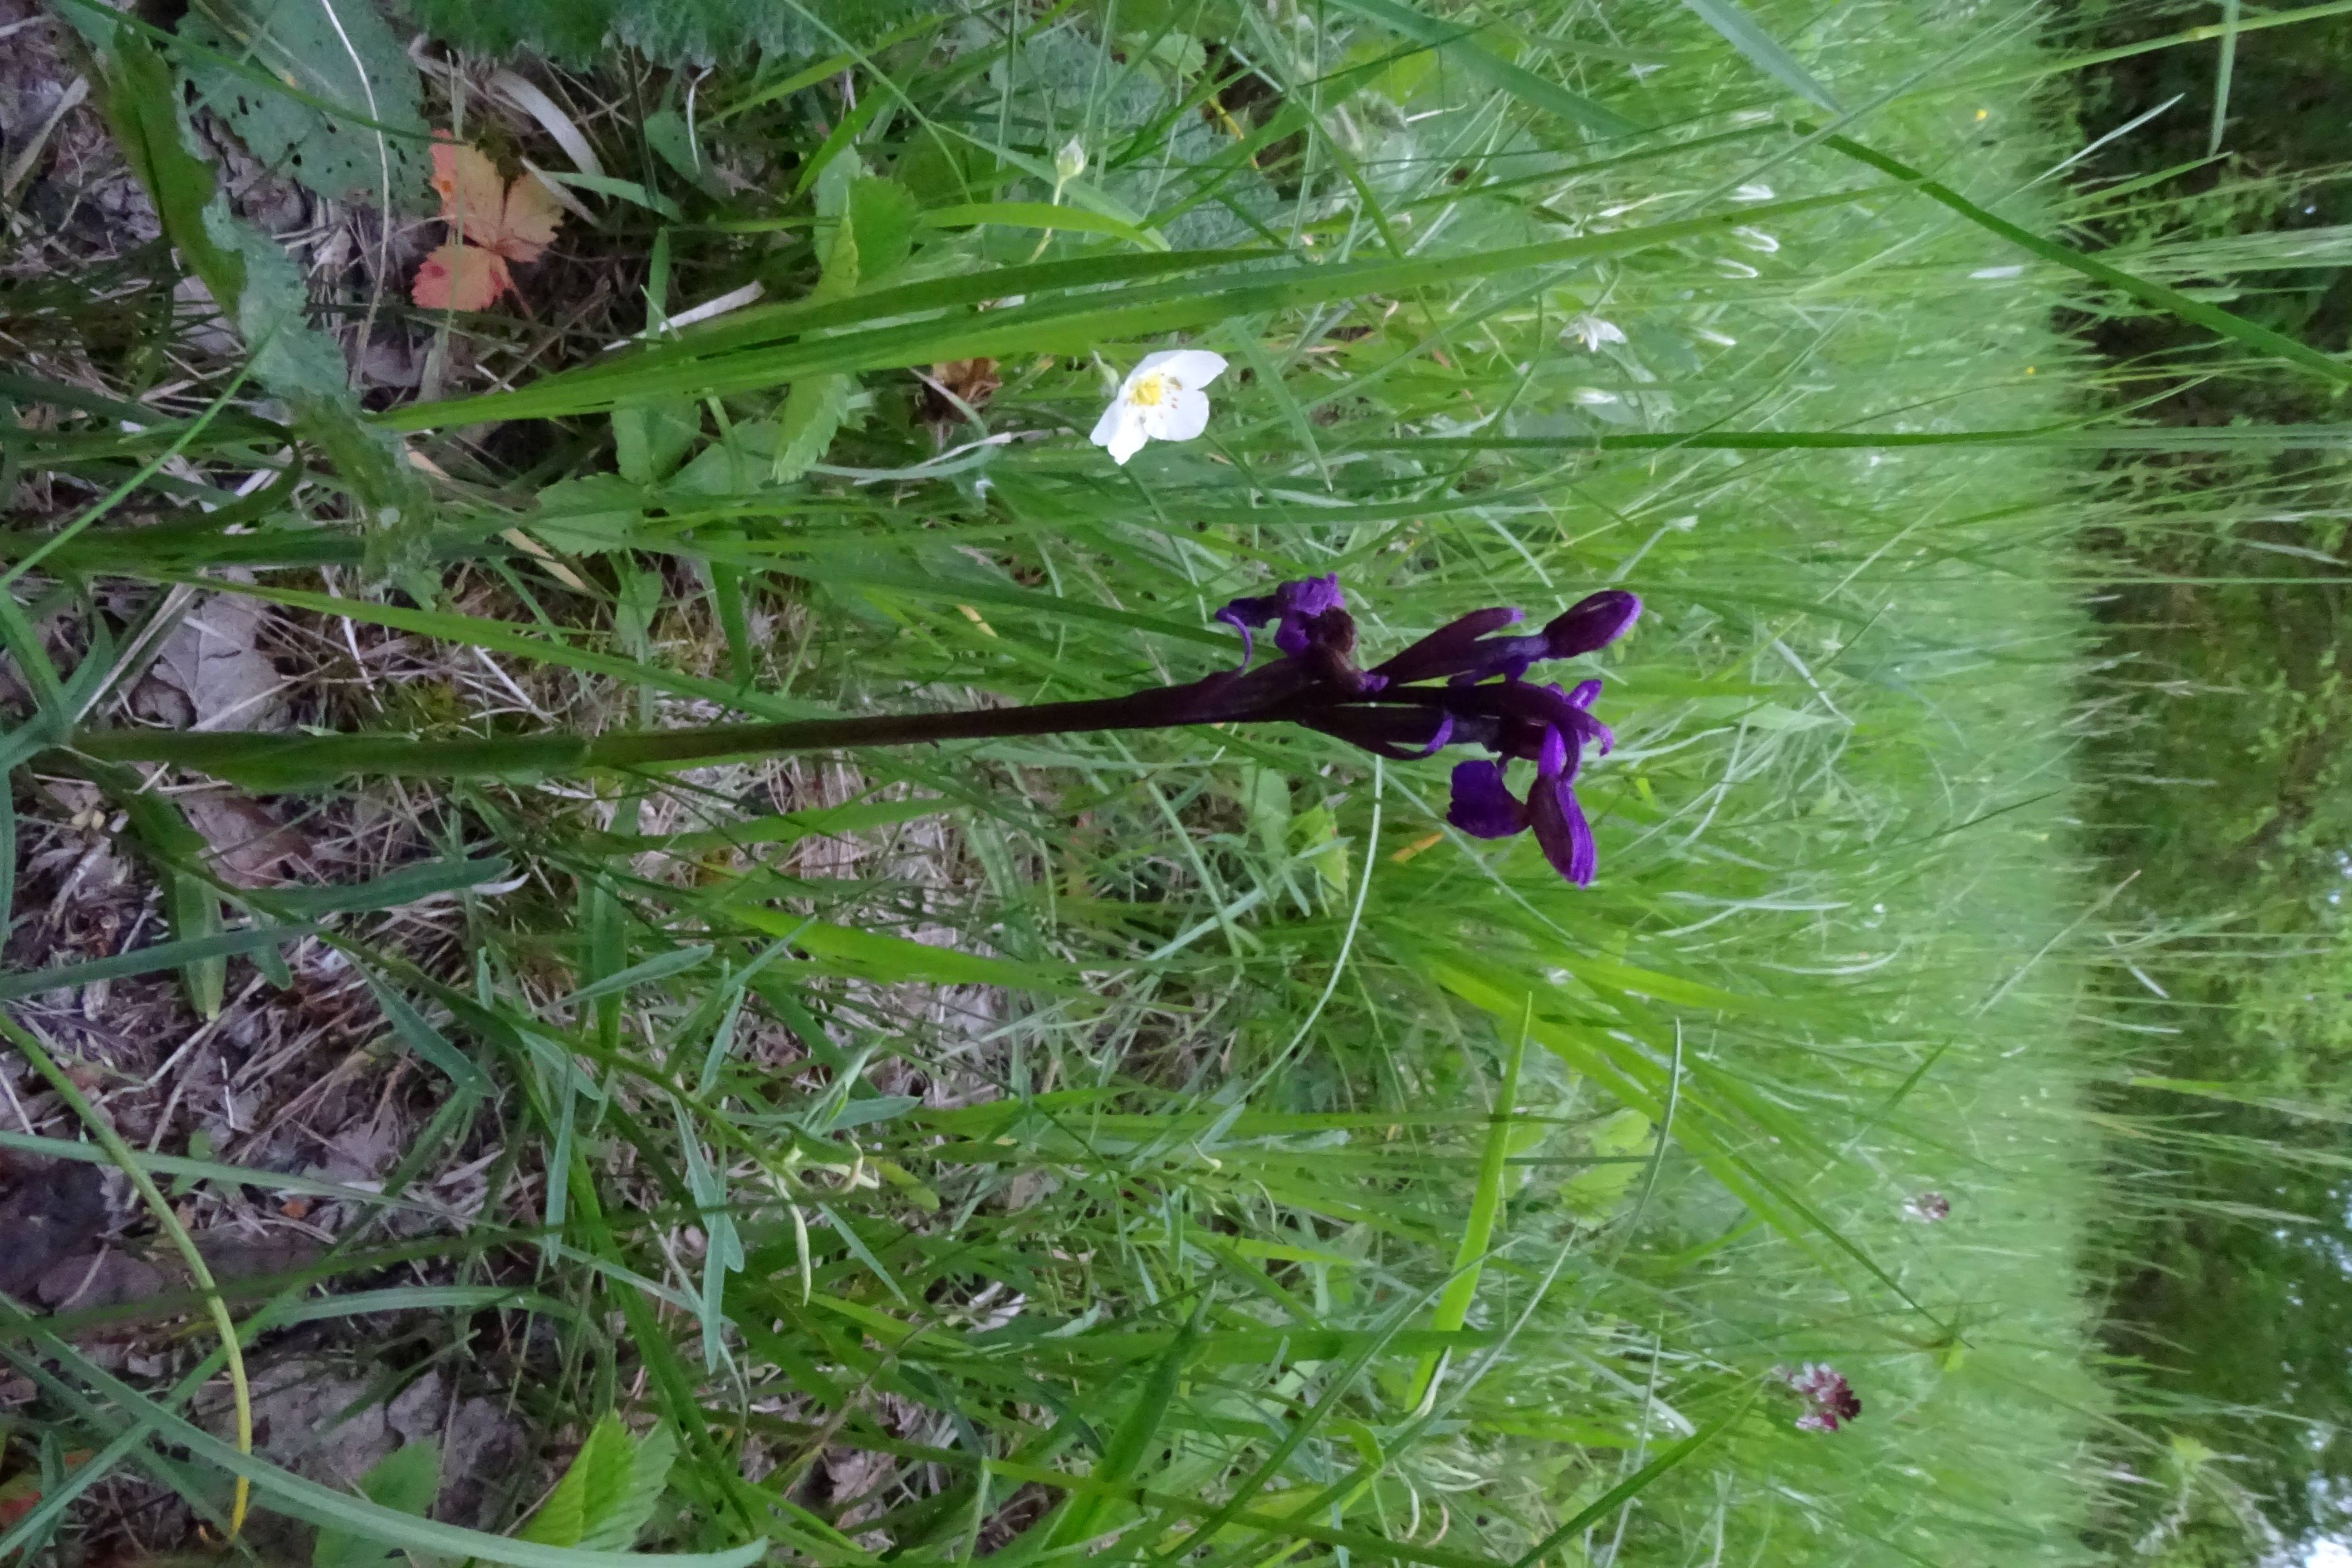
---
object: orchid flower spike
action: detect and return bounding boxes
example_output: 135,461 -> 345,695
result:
1200,577 -> 1641,888
1091,348 -> 1228,466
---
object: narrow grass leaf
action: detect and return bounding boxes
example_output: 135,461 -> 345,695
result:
1811,127 -> 2352,386
1325,0 -> 1642,137
0,925 -> 314,1002
362,974 -> 493,1096
1681,0 -> 1842,110
1507,1384 -> 1761,1568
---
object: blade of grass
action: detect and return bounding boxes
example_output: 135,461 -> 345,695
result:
1505,1382 -> 1761,1568
1043,1301 -> 1206,1549
1324,0 -> 1642,137
1808,127 -> 2352,387
1406,993 -> 1531,1409
0,923 -> 314,1002
1681,0 -> 1843,110
2205,0 -> 2240,157
0,1008 -> 255,1536
0,1294 -> 769,1568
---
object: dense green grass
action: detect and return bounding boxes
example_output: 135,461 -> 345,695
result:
5,0 -> 2301,1564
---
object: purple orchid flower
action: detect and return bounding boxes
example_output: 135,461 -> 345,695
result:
1215,574 -> 1347,670
1777,1363 -> 1862,1433
1206,578 -> 1640,888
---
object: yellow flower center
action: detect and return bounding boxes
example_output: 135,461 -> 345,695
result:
1128,372 -> 1170,407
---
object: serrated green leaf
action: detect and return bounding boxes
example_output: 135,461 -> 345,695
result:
612,399 -> 701,484
181,0 -> 430,210
533,475 -> 649,552
772,375 -> 851,484
671,422 -> 778,496
82,23 -> 245,302
314,1441 -> 440,1568
521,1416 -> 671,1552
846,176 -> 918,286
202,201 -> 349,403
1561,1109 -> 1656,1219
1240,766 -> 1291,862
1293,806 -> 1351,915
586,1425 -> 675,1551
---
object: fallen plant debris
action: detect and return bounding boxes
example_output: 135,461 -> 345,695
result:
0,1156 -> 106,1301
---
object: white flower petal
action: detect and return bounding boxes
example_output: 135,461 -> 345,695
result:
1090,400 -> 1129,450
1157,387 -> 1212,443
1099,407 -> 1150,465
1135,348 -> 1228,390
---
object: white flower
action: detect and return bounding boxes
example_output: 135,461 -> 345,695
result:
1565,314 -> 1627,352
1055,137 -> 1088,184
1089,348 -> 1228,466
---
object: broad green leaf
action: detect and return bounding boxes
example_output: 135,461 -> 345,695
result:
612,400 -> 702,485
771,375 -> 852,484
1561,1109 -> 1656,1219
180,0 -> 430,210
847,176 -> 919,286
314,1441 -> 440,1568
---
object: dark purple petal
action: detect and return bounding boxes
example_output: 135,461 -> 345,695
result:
1368,607 -> 1525,684
1563,680 -> 1614,753
1458,684 -> 1604,762
1300,705 -> 1462,760
1218,593 -> 1282,628
1537,723 -> 1570,781
1444,637 -> 1548,686
1781,1363 -> 1860,1433
1269,575 -> 1347,656
1447,760 -> 1528,839
1215,606 -> 1259,671
1279,574 -> 1346,619
1529,769 -> 1597,886
1543,591 -> 1641,658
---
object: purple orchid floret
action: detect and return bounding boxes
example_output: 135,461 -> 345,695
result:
1212,575 -> 1641,889
1216,573 -> 1347,670
1545,589 -> 1642,658
1779,1363 -> 1862,1433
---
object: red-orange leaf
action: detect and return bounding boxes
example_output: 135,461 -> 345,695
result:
414,132 -> 562,310
412,240 -> 514,311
